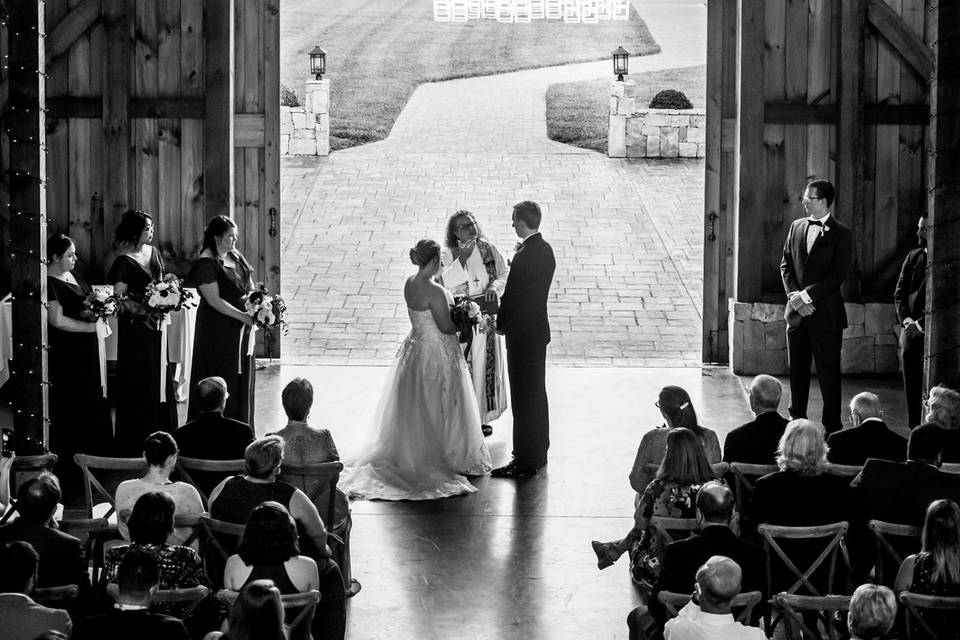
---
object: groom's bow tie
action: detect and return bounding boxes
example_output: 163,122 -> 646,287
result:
807,219 -> 824,227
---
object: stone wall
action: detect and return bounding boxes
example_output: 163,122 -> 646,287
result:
280,79 -> 330,156
608,80 -> 705,159
728,300 -> 901,375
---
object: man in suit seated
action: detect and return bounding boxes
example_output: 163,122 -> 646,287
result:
723,375 -> 789,465
74,548 -> 189,640
0,473 -> 90,605
827,392 -> 906,465
849,422 -> 960,579
0,541 -> 72,640
174,376 -> 255,460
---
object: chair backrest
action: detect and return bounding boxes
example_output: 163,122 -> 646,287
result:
33,584 -> 79,607
175,457 -> 245,507
824,463 -> 863,478
278,461 -> 344,527
174,513 -> 204,549
641,462 -> 729,479
772,593 -> 851,640
868,519 -> 922,585
10,453 -> 58,491
649,516 -> 700,545
941,463 -> 960,475
107,583 -> 210,618
57,517 -> 117,584
658,590 -> 762,624
199,515 -> 245,589
73,454 -> 145,518
757,521 -> 849,596
899,591 -> 960,640
217,588 -> 321,640
728,462 -> 779,508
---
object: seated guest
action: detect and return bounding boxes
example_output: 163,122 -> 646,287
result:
75,549 -> 189,640
645,482 -> 765,626
744,420 -> 852,594
115,431 -> 204,547
593,428 -> 718,586
0,473 -> 91,599
0,541 -> 72,640
827,392 -> 907,465
927,385 -> 960,462
848,583 -> 897,640
174,376 -> 255,460
269,377 -> 357,595
203,579 -> 286,640
629,386 -> 721,497
722,375 -> 789,464
894,499 -> 960,640
663,556 -> 766,640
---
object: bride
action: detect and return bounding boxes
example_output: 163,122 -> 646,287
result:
339,239 -> 492,500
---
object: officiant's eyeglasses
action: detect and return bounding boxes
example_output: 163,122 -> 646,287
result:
801,195 -> 824,202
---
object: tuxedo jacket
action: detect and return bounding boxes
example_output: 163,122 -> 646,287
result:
850,459 -> 960,526
780,215 -> 854,332
826,419 -> 907,466
722,412 -> 789,465
74,608 -> 189,640
173,412 -> 255,460
0,521 -> 91,594
497,233 -> 556,345
894,246 -> 926,329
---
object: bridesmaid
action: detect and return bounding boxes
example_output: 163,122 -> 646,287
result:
187,216 -> 256,425
46,233 -> 113,497
108,210 -> 177,455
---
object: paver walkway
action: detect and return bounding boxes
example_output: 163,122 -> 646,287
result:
280,1 -> 707,365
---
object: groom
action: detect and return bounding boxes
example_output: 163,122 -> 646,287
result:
493,201 -> 556,479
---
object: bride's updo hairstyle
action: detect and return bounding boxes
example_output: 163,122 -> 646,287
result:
409,239 -> 440,267
657,385 -> 704,437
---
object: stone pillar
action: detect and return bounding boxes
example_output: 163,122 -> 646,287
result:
607,80 -> 634,158
305,79 -> 330,156
281,79 -> 330,157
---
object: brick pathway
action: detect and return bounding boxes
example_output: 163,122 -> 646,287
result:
280,1 -> 707,365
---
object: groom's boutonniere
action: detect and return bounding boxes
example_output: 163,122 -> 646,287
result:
514,241 -> 523,253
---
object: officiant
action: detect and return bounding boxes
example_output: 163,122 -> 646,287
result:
440,210 -> 509,437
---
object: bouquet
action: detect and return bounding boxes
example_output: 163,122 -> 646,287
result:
142,274 -> 196,326
450,296 -> 482,353
245,282 -> 288,332
80,288 -> 120,321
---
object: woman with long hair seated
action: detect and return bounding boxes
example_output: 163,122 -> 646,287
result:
592,427 -> 718,585
204,579 -> 287,640
895,499 -> 960,639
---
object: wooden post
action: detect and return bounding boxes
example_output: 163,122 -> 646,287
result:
837,0 -> 864,300
103,0 -> 130,239
702,0 -> 724,363
925,0 -> 960,389
204,0 -> 234,218
7,0 -> 48,453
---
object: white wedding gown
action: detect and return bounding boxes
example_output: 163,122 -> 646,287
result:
339,297 -> 492,501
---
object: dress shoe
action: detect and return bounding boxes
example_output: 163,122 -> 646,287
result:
491,462 -> 537,479
345,578 -> 362,598
481,424 -> 493,437
591,540 -> 621,570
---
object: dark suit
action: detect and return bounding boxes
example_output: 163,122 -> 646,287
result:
497,232 -> 555,469
722,412 -> 789,464
173,412 -> 254,459
0,521 -> 91,595
826,418 -> 907,466
649,524 -> 766,624
780,215 -> 854,433
894,246 -> 927,428
74,608 -> 190,640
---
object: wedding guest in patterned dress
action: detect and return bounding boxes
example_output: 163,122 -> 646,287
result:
187,216 -> 257,426
895,499 -> 960,640
439,210 -> 509,437
592,428 -> 719,585
108,210 -> 176,455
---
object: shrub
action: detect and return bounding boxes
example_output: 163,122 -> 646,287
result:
649,89 -> 692,110
280,85 -> 300,107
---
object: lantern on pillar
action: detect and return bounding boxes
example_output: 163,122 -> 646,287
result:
612,46 -> 629,82
309,46 -> 327,80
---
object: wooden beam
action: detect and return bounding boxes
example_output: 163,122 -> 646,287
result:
838,0 -> 865,296
47,97 -> 205,119
233,113 -> 264,147
702,0 -> 724,363
102,0 -> 130,239
925,0 -> 960,389
8,0 -> 49,453
865,0 -> 934,82
763,103 -> 929,125
45,0 -> 101,65
204,0 -> 234,217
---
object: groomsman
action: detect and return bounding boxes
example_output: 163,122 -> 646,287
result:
493,201 -> 555,479
894,215 -> 928,428
780,179 -> 853,434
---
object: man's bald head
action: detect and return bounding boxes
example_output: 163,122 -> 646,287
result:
850,392 -> 883,423
749,375 -> 782,413
696,556 -> 742,608
16,472 -> 61,523
697,481 -> 735,524
194,376 -> 228,414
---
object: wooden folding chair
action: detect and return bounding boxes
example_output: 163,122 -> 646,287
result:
107,583 -> 210,618
773,593 -> 851,640
217,588 -> 321,640
649,516 -> 700,545
0,454 -> 60,524
658,590 -> 763,624
728,463 -> 778,510
73,454 -> 144,519
867,520 -> 921,585
33,584 -> 79,608
175,457 -> 245,508
58,517 -> 116,585
824,463 -> 863,478
899,591 -> 960,640
199,516 -> 245,589
174,513 -> 205,549
641,462 -> 729,484
941,463 -> 960,475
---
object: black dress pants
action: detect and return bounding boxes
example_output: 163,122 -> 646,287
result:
505,335 -> 549,468
787,323 -> 843,433
901,333 -> 924,429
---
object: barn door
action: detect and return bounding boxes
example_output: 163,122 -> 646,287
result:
233,0 -> 281,357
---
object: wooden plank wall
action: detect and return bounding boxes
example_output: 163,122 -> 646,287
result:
0,14 -> 10,294
739,0 -> 928,304
44,0 -> 205,280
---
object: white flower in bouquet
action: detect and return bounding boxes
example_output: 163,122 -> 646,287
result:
466,301 -> 481,319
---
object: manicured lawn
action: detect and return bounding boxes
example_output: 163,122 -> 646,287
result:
545,64 -> 706,154
280,0 -> 660,150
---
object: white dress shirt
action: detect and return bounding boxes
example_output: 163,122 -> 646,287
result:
664,601 -> 767,640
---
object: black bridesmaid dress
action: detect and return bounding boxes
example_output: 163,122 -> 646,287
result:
186,254 -> 255,426
107,247 -> 177,455
47,273 -> 114,496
